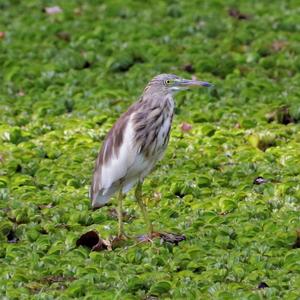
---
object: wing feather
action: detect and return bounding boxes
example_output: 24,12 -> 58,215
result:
90,104 -> 139,208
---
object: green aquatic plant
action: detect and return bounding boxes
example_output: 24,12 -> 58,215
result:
0,0 -> 300,299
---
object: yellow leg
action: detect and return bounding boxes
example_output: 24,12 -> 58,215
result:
117,189 -> 125,238
135,181 -> 153,235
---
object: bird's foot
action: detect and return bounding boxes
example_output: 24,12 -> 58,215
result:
117,232 -> 131,240
137,231 -> 186,245
111,232 -> 133,249
137,231 -> 160,243
159,232 -> 186,245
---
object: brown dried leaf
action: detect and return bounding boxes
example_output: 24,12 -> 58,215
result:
76,230 -> 111,251
183,64 -> 195,73
43,6 -> 62,15
7,230 -> 19,243
218,211 -> 228,216
153,191 -> 162,200
25,282 -> 45,293
266,106 -> 294,125
38,203 -> 53,210
17,91 -> 25,97
0,32 -> 5,39
293,229 -> 300,249
180,122 -> 192,132
159,232 -> 186,245
258,282 -> 269,289
137,232 -> 186,245
228,8 -> 251,20
271,40 -> 288,52
253,176 -> 268,185
40,275 -> 76,284
82,61 -> 92,69
92,238 -> 112,251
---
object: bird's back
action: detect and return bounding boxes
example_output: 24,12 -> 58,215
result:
90,94 -> 174,209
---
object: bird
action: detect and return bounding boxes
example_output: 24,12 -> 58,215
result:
90,74 -> 212,239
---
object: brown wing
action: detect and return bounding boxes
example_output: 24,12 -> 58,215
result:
90,102 -> 139,203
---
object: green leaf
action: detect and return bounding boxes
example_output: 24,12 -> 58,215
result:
149,281 -> 172,296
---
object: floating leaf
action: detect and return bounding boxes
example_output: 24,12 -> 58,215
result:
56,31 -> 71,42
0,176 -> 8,188
248,132 -> 276,151
197,175 -> 211,187
0,221 -> 13,236
1,2 -> 300,298
149,281 -> 171,296
127,276 -> 149,292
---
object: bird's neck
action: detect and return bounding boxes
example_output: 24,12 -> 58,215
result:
162,93 -> 174,115
141,91 -> 174,113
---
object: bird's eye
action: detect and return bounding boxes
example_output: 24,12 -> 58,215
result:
165,80 -> 171,85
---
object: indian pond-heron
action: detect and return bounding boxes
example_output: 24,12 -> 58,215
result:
90,74 -> 212,238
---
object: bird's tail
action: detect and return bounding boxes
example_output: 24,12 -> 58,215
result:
91,186 -> 118,209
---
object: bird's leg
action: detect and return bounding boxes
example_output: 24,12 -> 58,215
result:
135,181 -> 154,236
117,189 -> 127,239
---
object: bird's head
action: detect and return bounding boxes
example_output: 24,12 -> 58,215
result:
146,74 -> 212,96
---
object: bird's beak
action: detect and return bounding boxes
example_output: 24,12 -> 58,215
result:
178,79 -> 213,88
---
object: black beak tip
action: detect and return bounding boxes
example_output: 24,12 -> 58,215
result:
204,82 -> 214,88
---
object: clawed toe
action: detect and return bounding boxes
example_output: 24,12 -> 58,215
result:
159,232 -> 186,245
137,231 -> 186,245
117,233 -> 131,240
136,231 -> 160,243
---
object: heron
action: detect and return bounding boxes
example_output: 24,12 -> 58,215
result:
90,74 -> 212,239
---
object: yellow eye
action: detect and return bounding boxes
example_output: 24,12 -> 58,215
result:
165,80 -> 171,85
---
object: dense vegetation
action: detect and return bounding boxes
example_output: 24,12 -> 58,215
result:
1,0 -> 300,299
